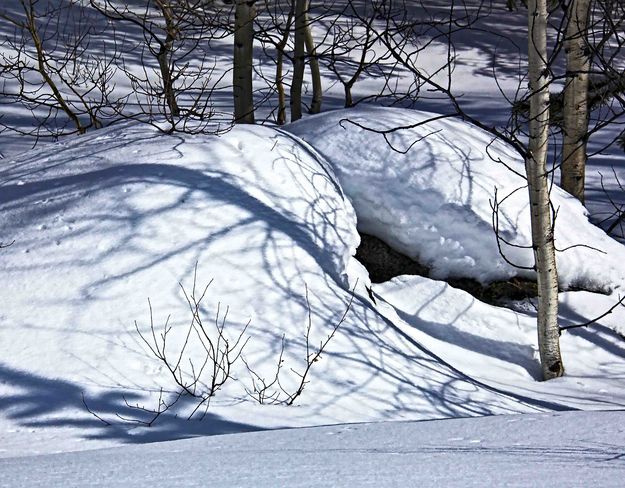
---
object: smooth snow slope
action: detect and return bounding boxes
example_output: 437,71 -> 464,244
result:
2,410 -> 625,488
1,121 -> 566,458
1,115 -> 625,459
286,106 -> 625,291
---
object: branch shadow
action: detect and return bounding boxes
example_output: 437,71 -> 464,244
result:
0,362 -> 262,445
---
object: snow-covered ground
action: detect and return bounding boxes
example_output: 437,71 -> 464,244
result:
3,410 -> 625,488
1,0 -> 625,484
1,111 -> 625,464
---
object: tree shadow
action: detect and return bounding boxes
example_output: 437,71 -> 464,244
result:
0,362 -> 261,445
376,282 -> 542,378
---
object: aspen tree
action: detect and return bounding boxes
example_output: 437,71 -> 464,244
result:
526,0 -> 564,380
561,0 -> 592,203
233,0 -> 255,123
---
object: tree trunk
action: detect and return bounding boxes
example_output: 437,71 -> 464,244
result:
276,48 -> 287,125
344,83 -> 353,108
275,2 -> 295,125
561,0 -> 591,204
233,0 -> 255,124
154,0 -> 179,118
290,0 -> 306,121
527,0 -> 564,380
304,3 -> 322,114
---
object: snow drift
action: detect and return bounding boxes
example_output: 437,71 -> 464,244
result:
1,111 -> 625,458
287,106 -> 625,291
0,121 -> 558,457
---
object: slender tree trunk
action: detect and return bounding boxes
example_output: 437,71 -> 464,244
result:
275,3 -> 294,125
527,0 -> 564,380
344,83 -> 353,108
233,0 -> 255,124
276,48 -> 287,125
290,0 -> 306,121
304,3 -> 322,114
561,0 -> 591,203
155,0 -> 179,118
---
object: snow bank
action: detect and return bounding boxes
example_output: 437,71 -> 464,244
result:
0,122 -> 362,390
1,114 -> 624,458
374,274 -> 625,393
1,121 -> 552,456
286,106 -> 625,290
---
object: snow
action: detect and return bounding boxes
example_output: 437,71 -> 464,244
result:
1,0 -> 625,483
2,410 -> 625,487
375,274 -> 625,406
1,115 -> 625,464
286,106 -> 625,291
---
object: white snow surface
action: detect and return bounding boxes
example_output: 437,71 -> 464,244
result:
1,113 -> 625,474
286,106 -> 625,290
1,0 -> 624,480
2,410 -> 625,488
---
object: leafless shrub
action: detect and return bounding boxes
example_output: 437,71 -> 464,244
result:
90,0 -> 231,134
135,267 -> 250,420
0,0 -> 124,139
244,283 -> 355,406
314,0 -> 389,108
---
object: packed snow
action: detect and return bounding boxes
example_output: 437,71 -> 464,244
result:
287,106 -> 625,292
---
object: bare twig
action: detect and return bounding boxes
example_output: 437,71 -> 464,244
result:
115,388 -> 184,427
560,294 -> 625,332
243,281 -> 356,406
81,392 -> 111,426
135,264 -> 250,419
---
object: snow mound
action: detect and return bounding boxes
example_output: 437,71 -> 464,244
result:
0,122 -> 360,388
286,106 -> 625,290
1,122 -> 555,456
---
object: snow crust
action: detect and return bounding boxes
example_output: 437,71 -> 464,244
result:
286,106 -> 625,290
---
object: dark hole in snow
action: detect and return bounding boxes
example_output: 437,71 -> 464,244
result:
355,232 -> 540,306
355,233 -> 428,283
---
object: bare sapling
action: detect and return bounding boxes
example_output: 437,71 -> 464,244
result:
135,267 -> 250,420
244,282 -> 355,406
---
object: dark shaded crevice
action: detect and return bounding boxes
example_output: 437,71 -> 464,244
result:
355,232 -> 539,306
355,232 -> 429,283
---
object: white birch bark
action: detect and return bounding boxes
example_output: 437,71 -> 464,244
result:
304,3 -> 322,114
527,0 -> 564,380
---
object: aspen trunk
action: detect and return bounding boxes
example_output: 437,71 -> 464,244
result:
275,3 -> 295,125
276,48 -> 287,125
290,0 -> 306,122
561,0 -> 591,203
304,3 -> 322,114
527,0 -> 564,380
233,0 -> 255,124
